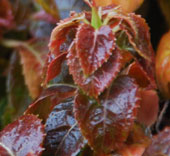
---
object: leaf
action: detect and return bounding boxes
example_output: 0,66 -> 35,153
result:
0,0 -> 14,28
143,127 -> 170,156
0,114 -> 45,156
36,0 -> 60,20
137,90 -> 159,126
125,62 -> 151,88
25,85 -> 76,122
0,144 -> 11,156
67,43 -> 123,98
19,39 -> 48,99
7,52 -> 31,120
91,7 -> 102,29
93,0 -> 144,12
43,97 -> 85,156
44,52 -> 67,84
76,23 -> 115,75
125,14 -> 156,88
74,76 -> 140,154
156,31 -> 170,99
49,13 -> 85,56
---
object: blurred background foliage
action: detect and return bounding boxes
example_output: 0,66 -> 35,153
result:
0,0 -> 170,130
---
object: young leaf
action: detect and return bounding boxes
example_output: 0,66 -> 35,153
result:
67,43 -> 123,98
0,115 -> 45,156
43,97 -> 85,156
91,7 -> 102,29
25,85 -> 76,122
143,127 -> 170,156
76,23 -> 115,75
74,76 -> 140,154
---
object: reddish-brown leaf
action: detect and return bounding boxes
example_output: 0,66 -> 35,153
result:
19,39 -> 48,99
126,62 -> 152,88
0,145 -> 11,156
143,127 -> 170,156
137,90 -> 159,126
25,85 -> 76,122
76,23 -> 115,75
0,0 -> 14,29
67,42 -> 123,98
43,97 -> 85,156
44,52 -> 67,84
49,13 -> 86,56
74,76 -> 140,154
0,115 -> 45,156
125,14 -> 156,88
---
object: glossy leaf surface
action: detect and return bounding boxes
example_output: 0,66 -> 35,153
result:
44,52 -> 67,84
143,127 -> 170,156
43,97 -> 85,156
25,85 -> 76,122
74,76 -> 140,154
68,43 -> 123,98
0,115 -> 45,156
156,31 -> 170,99
76,24 -> 115,75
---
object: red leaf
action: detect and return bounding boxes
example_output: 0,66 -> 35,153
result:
143,127 -> 170,156
0,145 -> 11,156
0,115 -> 45,156
67,43 -> 123,98
49,13 -> 86,56
43,97 -> 85,156
126,62 -> 152,88
44,52 -> 67,84
25,85 -> 76,121
74,76 -> 140,154
137,90 -> 159,126
76,23 -> 115,75
124,14 -> 156,88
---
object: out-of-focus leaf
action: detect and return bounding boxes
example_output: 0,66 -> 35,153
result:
43,97 -> 85,156
0,0 -> 14,37
93,0 -> 144,12
68,43 -> 123,98
143,127 -> 170,156
76,23 -> 115,75
7,52 -> 31,120
158,0 -> 170,27
25,85 -> 76,122
19,39 -> 48,99
156,31 -> 170,99
137,90 -> 159,126
74,76 -> 140,154
9,0 -> 34,30
36,0 -> 60,20
55,0 -> 89,19
0,114 -> 45,156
